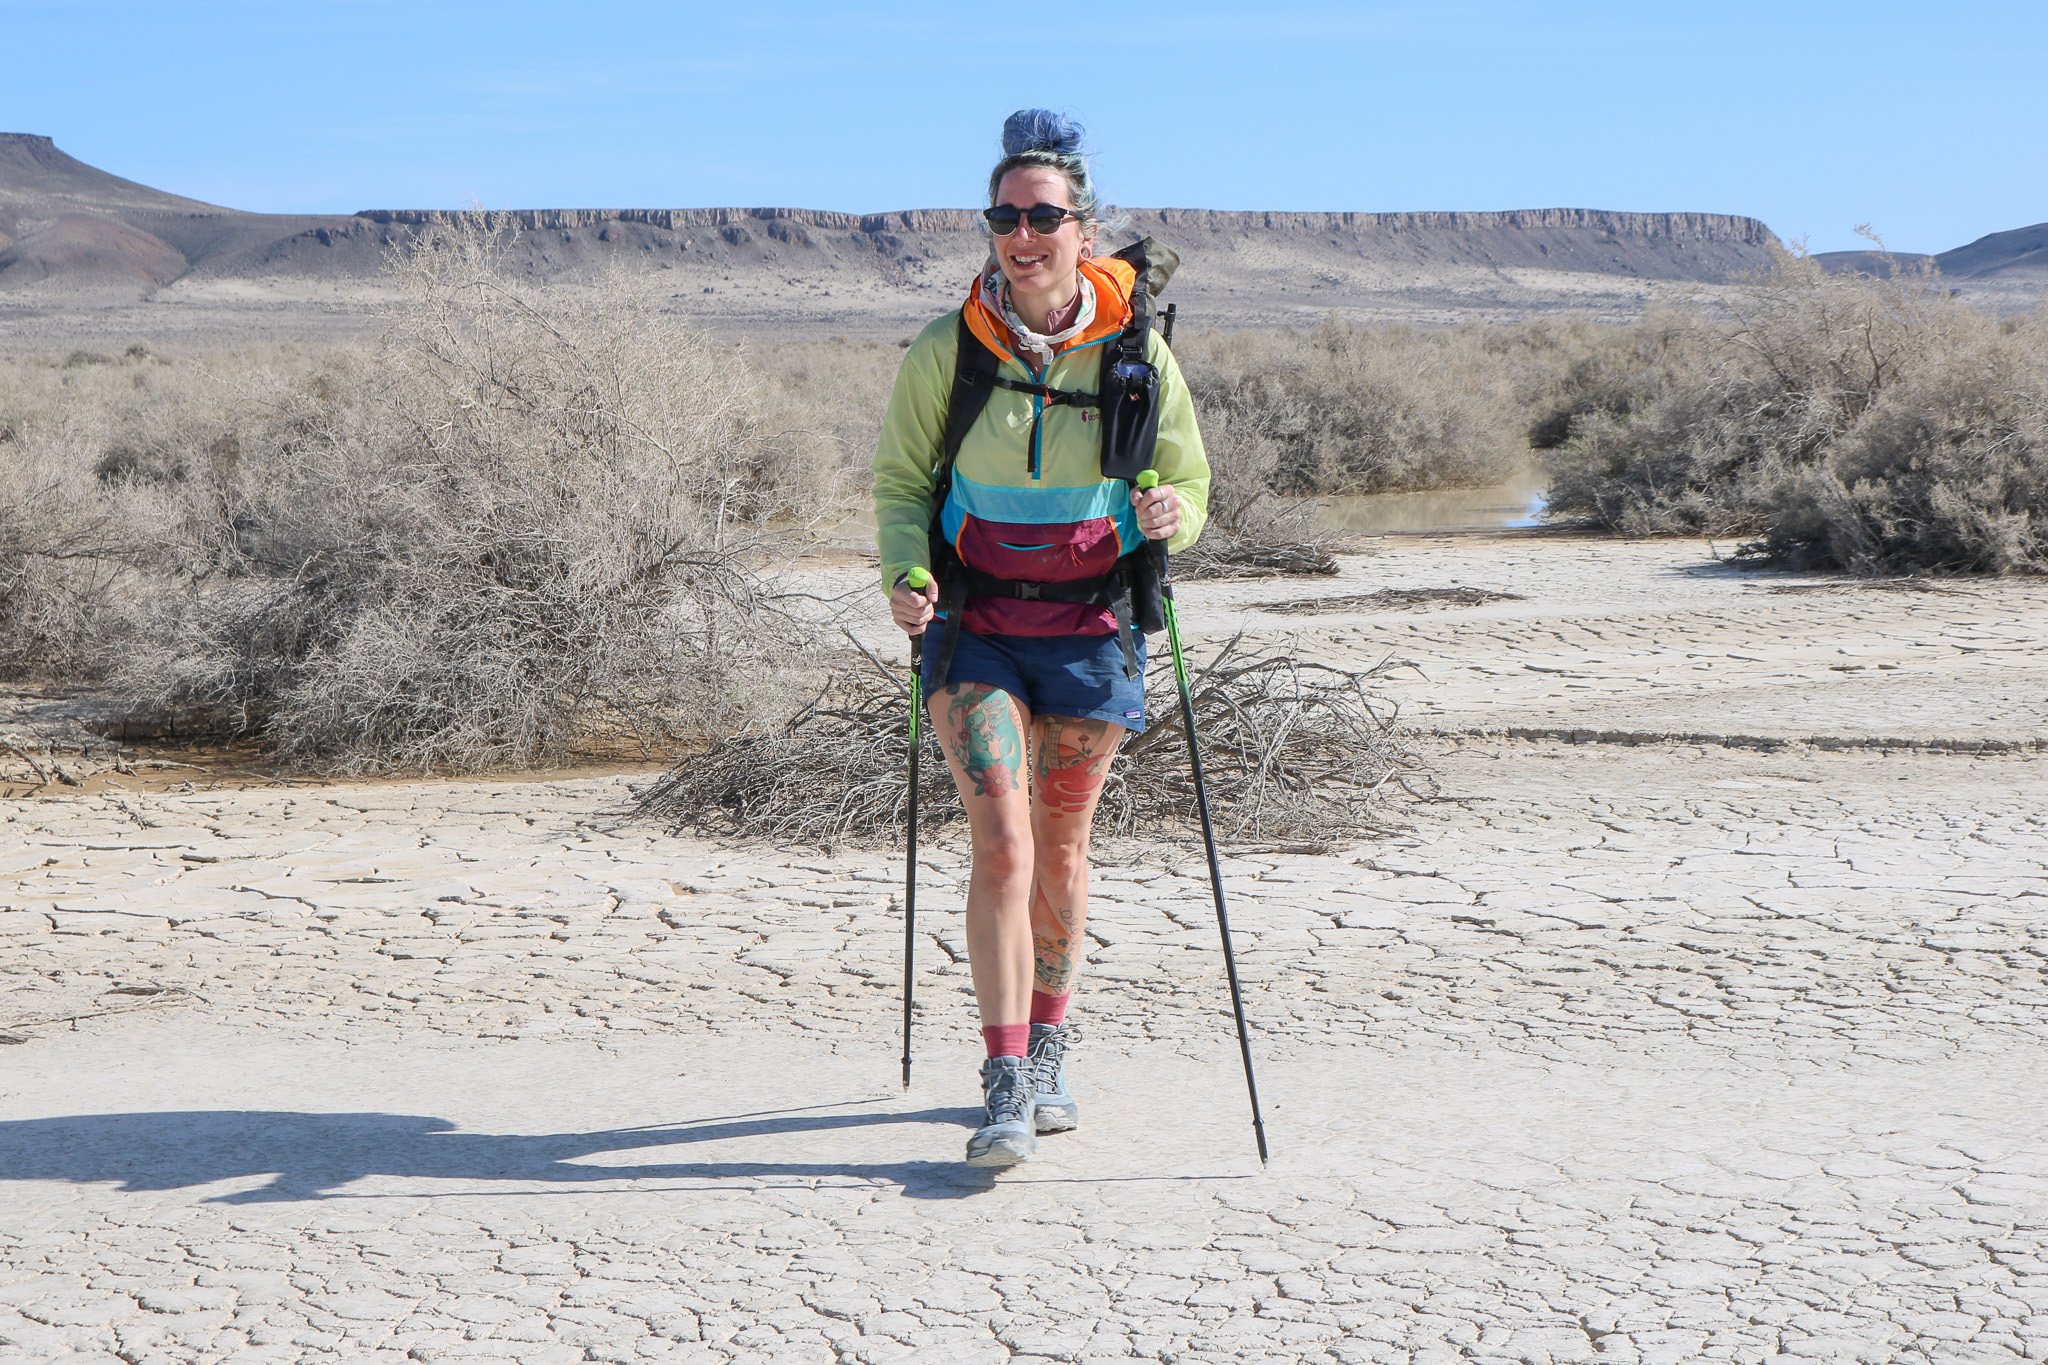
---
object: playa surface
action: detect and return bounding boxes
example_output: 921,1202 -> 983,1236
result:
4,533 -> 2045,1364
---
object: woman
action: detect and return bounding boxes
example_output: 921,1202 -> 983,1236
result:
872,109 -> 1210,1167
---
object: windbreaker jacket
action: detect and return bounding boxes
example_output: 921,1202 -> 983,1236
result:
872,255 -> 1210,637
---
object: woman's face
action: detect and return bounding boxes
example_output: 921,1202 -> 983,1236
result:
991,166 -> 1093,299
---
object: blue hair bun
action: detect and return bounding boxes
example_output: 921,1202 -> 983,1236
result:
1002,109 -> 1084,157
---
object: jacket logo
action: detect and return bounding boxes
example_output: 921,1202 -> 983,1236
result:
1080,410 -> 1099,422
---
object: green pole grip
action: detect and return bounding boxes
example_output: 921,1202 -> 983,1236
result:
1134,469 -> 1171,590
905,566 -> 934,651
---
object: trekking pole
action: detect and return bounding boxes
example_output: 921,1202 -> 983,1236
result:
1136,470 -> 1269,1164
901,567 -> 931,1089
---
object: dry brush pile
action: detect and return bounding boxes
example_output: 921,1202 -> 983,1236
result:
633,634 -> 1430,852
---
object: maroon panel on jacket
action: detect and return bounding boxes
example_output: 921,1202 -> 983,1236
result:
953,513 -> 1124,637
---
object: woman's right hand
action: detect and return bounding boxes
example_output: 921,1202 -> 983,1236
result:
890,574 -> 938,635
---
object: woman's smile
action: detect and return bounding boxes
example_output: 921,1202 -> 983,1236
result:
998,229 -> 1062,276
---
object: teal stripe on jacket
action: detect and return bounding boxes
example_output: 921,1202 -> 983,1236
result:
941,470 -> 1142,544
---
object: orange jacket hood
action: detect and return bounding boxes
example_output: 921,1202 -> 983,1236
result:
959,255 -> 1138,367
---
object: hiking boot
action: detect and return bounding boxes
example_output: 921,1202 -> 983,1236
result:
1028,1022 -> 1079,1135
965,1055 -> 1037,1168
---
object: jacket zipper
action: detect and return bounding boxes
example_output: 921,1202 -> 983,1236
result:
1026,356 -> 1044,481
1018,335 -> 1109,481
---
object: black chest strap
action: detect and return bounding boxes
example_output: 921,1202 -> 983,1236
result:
989,373 -> 1094,407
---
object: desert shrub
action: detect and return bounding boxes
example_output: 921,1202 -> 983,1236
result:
1176,320 -> 1525,496
1540,253 -> 2039,573
0,347 -> 217,681
1173,396 -> 1339,579
115,215 -> 821,772
748,336 -> 898,520
1543,251 -> 2048,573
1513,312 -> 1695,451
0,446 -> 135,680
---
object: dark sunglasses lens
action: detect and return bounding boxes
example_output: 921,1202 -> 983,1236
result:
984,204 -> 1074,235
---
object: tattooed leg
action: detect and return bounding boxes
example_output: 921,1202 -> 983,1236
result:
1029,714 -> 1127,999
1030,880 -> 1082,997
1034,713 -> 1122,822
944,683 -> 1028,800
930,683 -> 1036,1029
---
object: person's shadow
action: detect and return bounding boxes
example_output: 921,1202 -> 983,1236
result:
0,1100 -> 1000,1202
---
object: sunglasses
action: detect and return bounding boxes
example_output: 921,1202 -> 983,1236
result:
982,203 -> 1084,236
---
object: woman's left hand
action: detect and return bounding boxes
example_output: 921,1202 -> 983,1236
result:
1132,483 -> 1181,543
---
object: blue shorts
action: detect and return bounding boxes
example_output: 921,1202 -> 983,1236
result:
922,627 -> 1149,733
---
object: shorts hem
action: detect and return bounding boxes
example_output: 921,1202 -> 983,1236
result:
1038,703 -> 1148,735
920,630 -> 1148,736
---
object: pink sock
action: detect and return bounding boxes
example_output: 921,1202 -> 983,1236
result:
1030,991 -> 1070,1028
982,1023 -> 1029,1059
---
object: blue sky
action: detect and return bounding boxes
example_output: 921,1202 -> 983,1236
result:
4,0 -> 2040,253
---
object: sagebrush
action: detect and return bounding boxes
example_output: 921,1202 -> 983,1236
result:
1176,319 -> 1527,496
3,217 -> 833,770
1541,251 -> 2048,574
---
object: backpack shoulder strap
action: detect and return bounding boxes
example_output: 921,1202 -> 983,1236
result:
924,311 -> 1003,688
940,312 -> 1000,481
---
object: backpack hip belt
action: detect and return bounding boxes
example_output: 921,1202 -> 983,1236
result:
926,552 -> 1145,685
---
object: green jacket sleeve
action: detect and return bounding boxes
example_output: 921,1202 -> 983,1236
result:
871,317 -> 958,596
1150,334 -> 1211,556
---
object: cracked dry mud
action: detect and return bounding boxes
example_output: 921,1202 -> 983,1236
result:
4,534 -> 2046,1364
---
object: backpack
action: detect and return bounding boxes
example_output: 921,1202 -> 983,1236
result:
923,239 -> 1179,685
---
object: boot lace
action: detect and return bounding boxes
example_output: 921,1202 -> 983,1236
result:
983,1060 -> 1032,1127
1030,1023 -> 1078,1093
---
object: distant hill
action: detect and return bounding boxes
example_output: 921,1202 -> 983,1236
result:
0,132 -> 1802,342
0,132 -> 222,215
19,134 -> 2038,327
1933,222 -> 2048,284
0,133 -> 354,298
1815,222 -> 2048,299
28,131 -> 2034,345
